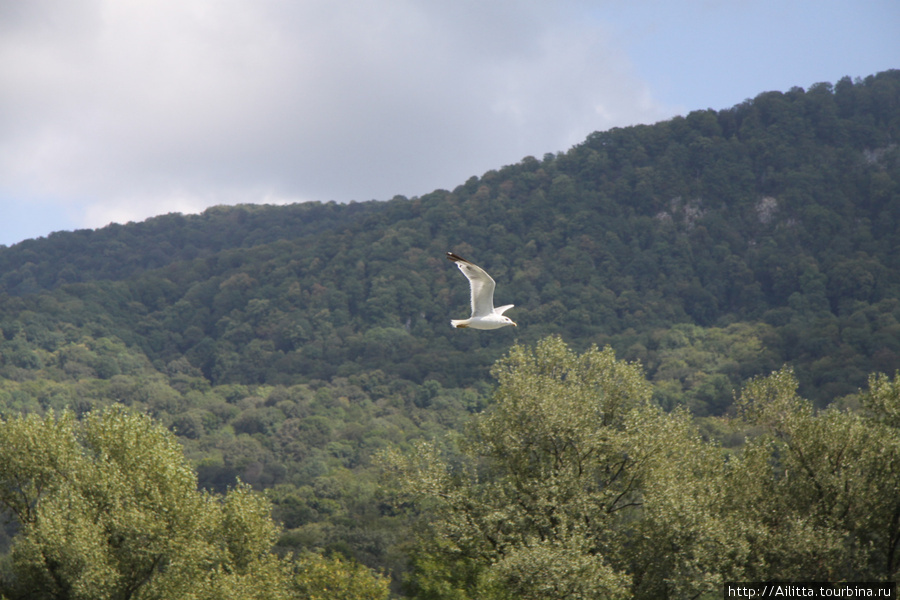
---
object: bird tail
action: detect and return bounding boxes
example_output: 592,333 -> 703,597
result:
451,319 -> 468,328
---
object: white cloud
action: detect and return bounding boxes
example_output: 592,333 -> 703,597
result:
0,0 -> 674,242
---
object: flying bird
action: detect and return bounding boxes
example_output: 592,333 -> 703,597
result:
447,252 -> 516,329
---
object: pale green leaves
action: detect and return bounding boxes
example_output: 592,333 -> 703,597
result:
0,406 -> 389,600
383,340 -> 900,597
732,367 -> 900,581
383,336 -> 709,599
863,370 -> 900,428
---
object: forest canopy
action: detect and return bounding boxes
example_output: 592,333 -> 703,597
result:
382,337 -> 900,598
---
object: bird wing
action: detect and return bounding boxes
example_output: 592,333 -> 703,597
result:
447,253 -> 496,318
493,304 -> 514,316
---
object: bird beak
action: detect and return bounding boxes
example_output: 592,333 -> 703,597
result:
512,321 -> 518,327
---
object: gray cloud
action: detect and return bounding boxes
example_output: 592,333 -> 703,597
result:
0,0 -> 674,236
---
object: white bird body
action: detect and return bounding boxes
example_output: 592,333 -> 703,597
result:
447,252 -> 517,330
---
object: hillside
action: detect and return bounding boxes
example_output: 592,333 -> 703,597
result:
0,70 -> 899,587
2,70 -> 898,406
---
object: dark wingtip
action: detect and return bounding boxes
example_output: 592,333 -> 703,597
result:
446,252 -> 466,263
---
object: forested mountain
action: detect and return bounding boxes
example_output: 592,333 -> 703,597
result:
1,70 -> 899,596
3,71 -> 899,405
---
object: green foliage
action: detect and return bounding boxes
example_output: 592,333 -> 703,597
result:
0,407 -> 388,600
615,322 -> 779,413
730,368 -> 900,581
385,339 -> 900,598
0,363 -> 484,583
384,337 -> 728,598
290,552 -> 389,600
862,370 -> 900,428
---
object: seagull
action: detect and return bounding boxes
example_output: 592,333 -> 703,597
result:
447,252 -> 516,329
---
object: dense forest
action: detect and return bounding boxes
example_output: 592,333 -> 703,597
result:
0,70 -> 899,598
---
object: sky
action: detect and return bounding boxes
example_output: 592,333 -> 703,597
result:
0,0 -> 897,247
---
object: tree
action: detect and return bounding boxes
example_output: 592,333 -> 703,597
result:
290,552 -> 390,600
0,407 -> 283,599
382,336 -> 731,599
0,406 -> 388,600
731,368 -> 900,582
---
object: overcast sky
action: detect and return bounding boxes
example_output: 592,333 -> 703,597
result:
1,0 -> 897,247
